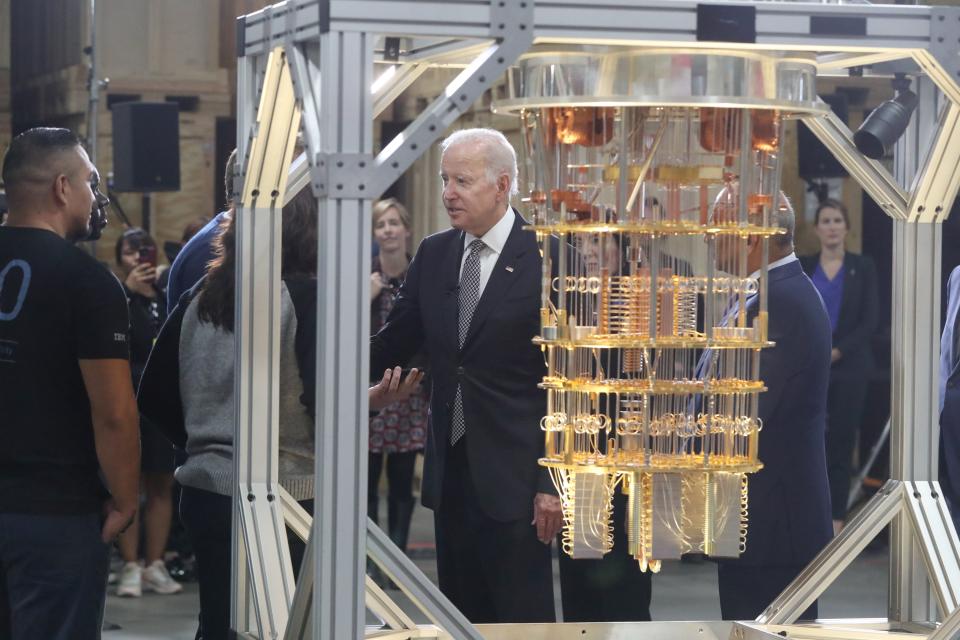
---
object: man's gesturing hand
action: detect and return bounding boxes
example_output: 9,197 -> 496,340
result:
532,492 -> 563,545
369,366 -> 424,411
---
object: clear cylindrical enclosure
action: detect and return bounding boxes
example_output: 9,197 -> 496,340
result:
494,47 -> 823,571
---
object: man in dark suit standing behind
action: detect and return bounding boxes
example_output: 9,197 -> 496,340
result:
713,195 -> 833,620
370,128 -> 561,623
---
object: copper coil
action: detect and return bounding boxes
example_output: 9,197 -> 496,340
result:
699,108 -> 781,155
545,106 -> 616,147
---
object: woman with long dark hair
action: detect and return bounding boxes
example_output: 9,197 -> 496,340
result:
168,189 -> 421,640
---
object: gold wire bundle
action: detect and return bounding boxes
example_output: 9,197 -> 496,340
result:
523,105 -> 784,570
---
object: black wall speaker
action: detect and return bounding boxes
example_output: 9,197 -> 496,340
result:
111,102 -> 181,192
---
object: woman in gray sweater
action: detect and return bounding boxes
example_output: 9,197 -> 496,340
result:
174,187 -> 420,640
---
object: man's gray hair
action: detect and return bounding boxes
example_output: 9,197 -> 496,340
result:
773,193 -> 795,249
440,128 -> 519,198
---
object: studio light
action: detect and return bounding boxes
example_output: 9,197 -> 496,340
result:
853,75 -> 918,160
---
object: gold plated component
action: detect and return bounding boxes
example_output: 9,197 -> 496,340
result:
516,81 -> 788,570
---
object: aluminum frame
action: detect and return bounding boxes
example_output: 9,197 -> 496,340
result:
232,1 -> 960,638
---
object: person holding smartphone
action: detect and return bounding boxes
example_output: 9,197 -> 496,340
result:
113,227 -> 183,597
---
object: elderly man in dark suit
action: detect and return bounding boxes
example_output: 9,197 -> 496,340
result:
940,266 -> 960,534
713,195 -> 834,620
370,128 -> 561,623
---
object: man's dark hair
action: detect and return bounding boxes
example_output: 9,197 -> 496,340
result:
1,128 -> 83,202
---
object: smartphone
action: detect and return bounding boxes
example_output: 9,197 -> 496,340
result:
138,245 -> 157,267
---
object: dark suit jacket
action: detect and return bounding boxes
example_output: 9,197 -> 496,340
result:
371,211 -> 556,522
800,252 -> 879,380
731,259 -> 833,567
940,267 -> 960,533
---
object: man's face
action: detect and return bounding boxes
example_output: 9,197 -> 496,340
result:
62,147 -> 102,242
440,142 -> 506,237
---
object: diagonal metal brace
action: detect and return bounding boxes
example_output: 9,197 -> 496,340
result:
799,107 -> 909,221
757,481 -> 904,625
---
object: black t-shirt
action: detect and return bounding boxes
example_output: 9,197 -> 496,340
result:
0,227 -> 130,514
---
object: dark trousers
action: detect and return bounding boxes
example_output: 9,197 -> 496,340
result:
368,450 -> 419,551
558,491 -> 652,622
434,441 -> 555,624
180,486 -> 234,640
180,486 -> 312,640
717,562 -> 817,621
0,512 -> 108,640
825,376 -> 869,519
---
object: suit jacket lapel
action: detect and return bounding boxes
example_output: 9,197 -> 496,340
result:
442,230 -> 466,353
461,213 -> 530,349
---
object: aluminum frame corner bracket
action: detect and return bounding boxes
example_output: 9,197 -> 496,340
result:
310,152 -> 376,198
490,0 -> 535,41
929,6 -> 960,85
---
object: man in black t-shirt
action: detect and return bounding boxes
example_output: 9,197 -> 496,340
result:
0,128 -> 141,640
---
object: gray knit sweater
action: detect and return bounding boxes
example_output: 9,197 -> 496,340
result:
174,281 -> 316,500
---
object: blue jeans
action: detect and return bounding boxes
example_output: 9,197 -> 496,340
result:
0,511 -> 109,640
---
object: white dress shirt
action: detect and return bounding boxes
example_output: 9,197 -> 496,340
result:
459,207 -> 515,297
748,251 -> 798,282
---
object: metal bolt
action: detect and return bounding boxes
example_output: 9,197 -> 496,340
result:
247,493 -> 255,502
359,161 -> 366,168
336,160 -> 344,168
336,184 -> 343,190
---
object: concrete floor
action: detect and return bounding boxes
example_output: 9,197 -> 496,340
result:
103,502 -> 891,639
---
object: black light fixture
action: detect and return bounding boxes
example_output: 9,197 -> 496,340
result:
853,74 -> 918,160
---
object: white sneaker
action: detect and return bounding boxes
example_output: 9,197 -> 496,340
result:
115,562 -> 142,597
142,559 -> 183,595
